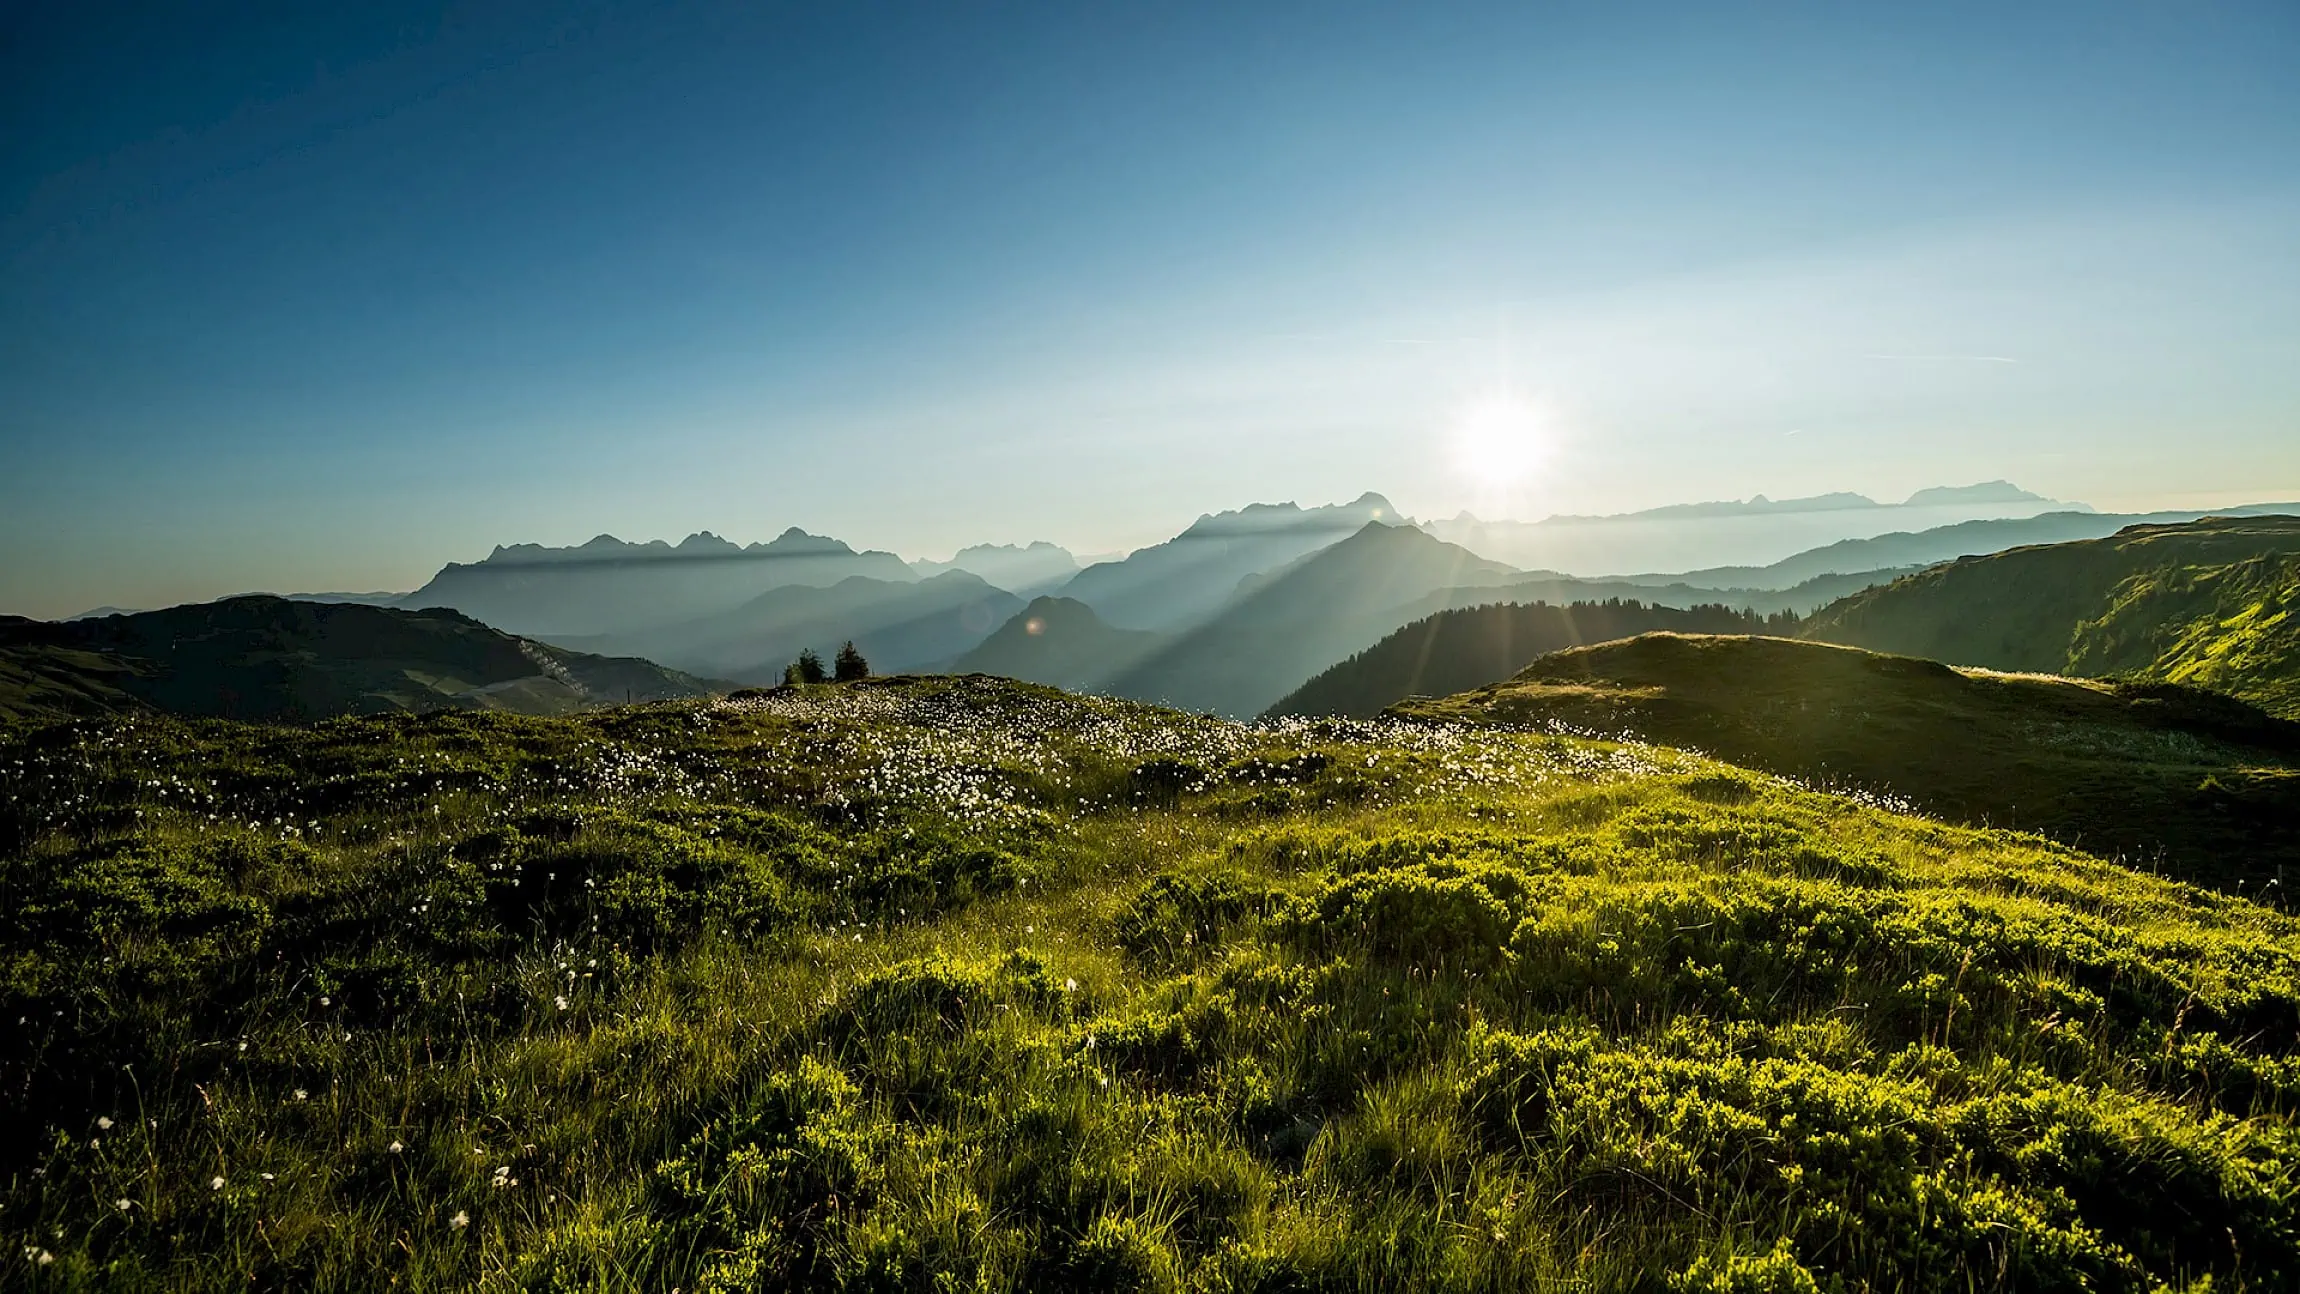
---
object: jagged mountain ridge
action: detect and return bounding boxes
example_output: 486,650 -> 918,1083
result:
402,528 -> 917,638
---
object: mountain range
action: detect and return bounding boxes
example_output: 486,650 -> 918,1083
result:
1423,480 -> 2086,574
401,528 -> 917,638
26,486 -> 2300,734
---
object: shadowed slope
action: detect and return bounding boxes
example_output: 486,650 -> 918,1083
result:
1265,600 -> 1783,718
1804,514 -> 2300,716
561,571 -> 1020,683
1102,521 -> 1523,716
951,596 -> 1167,690
0,597 -> 718,723
1058,493 -> 1400,631
1399,632 -> 2300,888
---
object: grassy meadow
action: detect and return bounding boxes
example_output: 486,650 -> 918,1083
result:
5,675 -> 2300,1291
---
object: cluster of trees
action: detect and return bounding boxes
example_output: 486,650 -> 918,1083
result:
784,640 -> 870,685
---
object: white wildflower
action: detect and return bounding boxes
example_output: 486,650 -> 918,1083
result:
210,1176 -> 225,1191
95,1116 -> 113,1130
450,1210 -> 469,1230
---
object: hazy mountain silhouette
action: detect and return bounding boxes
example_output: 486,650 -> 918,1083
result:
1100,521 -> 1521,716
1388,565 -> 1926,624
1427,481 -> 2084,576
1804,515 -> 2300,717
1264,600 -> 1784,719
1057,492 -> 1403,631
0,597 -> 717,724
565,570 -> 1020,684
1399,633 -> 2300,888
402,528 -> 915,638
910,542 -> 1079,598
950,596 -> 1166,691
1648,502 -> 2300,590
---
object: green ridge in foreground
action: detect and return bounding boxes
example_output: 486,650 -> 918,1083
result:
6,676 -> 2300,1290
0,596 -> 720,725
1804,514 -> 2300,718
1395,633 -> 2300,891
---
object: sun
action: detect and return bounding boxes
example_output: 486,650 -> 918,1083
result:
1451,389 -> 1548,485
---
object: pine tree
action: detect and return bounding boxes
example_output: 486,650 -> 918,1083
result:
787,648 -> 827,685
834,640 -> 870,682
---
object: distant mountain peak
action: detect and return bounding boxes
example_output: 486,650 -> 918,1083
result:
753,528 -> 856,555
676,531 -> 742,554
1180,492 -> 1405,539
1901,481 -> 2056,508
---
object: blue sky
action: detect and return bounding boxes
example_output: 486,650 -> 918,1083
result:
4,0 -> 2297,616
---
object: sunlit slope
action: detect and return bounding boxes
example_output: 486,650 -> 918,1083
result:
1397,632 -> 2300,888
0,596 -> 719,724
1264,600 -> 1781,719
1805,514 -> 2300,717
9,676 -> 2300,1290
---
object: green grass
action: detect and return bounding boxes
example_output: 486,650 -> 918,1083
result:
1393,633 -> 2300,892
1804,514 -> 2300,719
5,675 -> 2300,1291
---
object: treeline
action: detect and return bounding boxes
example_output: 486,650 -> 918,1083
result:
1264,599 -> 1794,718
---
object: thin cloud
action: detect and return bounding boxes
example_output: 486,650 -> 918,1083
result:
1863,352 -> 2019,363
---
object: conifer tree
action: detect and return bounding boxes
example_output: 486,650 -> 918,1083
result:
834,640 -> 870,682
788,648 -> 827,685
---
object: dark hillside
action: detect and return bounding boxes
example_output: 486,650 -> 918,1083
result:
1804,514 -> 2300,716
951,596 -> 1167,689
1057,493 -> 1404,631
0,597 -> 717,723
1400,632 -> 2300,888
1103,521 -> 1522,716
561,570 -> 1020,683
1265,600 -> 1785,718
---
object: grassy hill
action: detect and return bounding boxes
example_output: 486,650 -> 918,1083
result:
1398,633 -> 2300,889
1265,600 -> 1786,719
7,675 -> 2300,1289
0,597 -> 718,725
1804,514 -> 2300,717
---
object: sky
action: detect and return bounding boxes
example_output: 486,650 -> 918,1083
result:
4,0 -> 2298,618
